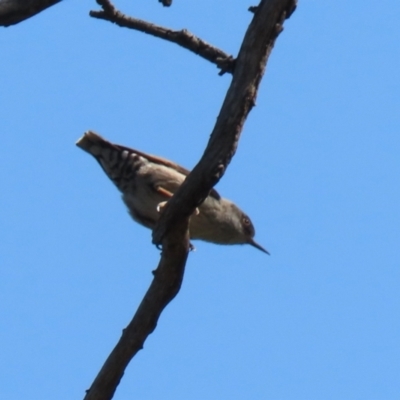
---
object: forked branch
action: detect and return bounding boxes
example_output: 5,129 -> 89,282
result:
152,0 -> 297,245
84,1 -> 297,400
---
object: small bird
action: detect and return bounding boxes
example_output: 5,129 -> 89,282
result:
76,131 -> 269,254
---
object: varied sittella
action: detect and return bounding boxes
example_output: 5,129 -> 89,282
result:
76,131 -> 269,254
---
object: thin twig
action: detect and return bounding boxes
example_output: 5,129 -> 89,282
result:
90,0 -> 235,75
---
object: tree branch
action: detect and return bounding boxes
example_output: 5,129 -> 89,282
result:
90,0 -> 235,75
153,0 -> 297,245
0,0 -> 61,26
84,219 -> 190,400
84,1 -> 296,399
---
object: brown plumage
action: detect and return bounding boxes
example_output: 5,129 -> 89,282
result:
76,130 -> 268,253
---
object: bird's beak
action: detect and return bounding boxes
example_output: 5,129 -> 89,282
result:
248,238 -> 270,255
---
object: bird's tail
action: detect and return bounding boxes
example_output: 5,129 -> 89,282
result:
76,130 -> 114,156
76,130 -> 141,192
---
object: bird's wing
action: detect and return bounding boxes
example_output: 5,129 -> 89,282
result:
78,131 -> 221,200
114,143 -> 221,200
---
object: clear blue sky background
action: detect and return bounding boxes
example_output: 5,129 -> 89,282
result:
1,1 -> 399,399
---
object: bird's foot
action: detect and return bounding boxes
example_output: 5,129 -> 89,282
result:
156,201 -> 167,213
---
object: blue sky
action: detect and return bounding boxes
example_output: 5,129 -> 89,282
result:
1,1 -> 399,399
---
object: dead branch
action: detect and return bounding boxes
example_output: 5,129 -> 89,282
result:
84,219 -> 190,400
83,1 -> 297,399
90,0 -> 235,75
0,0 -> 61,26
153,0 -> 297,245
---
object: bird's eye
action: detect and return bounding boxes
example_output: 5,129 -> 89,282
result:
242,215 -> 255,236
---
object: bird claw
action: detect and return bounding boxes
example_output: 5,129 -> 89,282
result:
189,243 -> 196,252
157,201 -> 167,213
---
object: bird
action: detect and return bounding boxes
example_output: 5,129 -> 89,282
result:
76,131 -> 269,254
